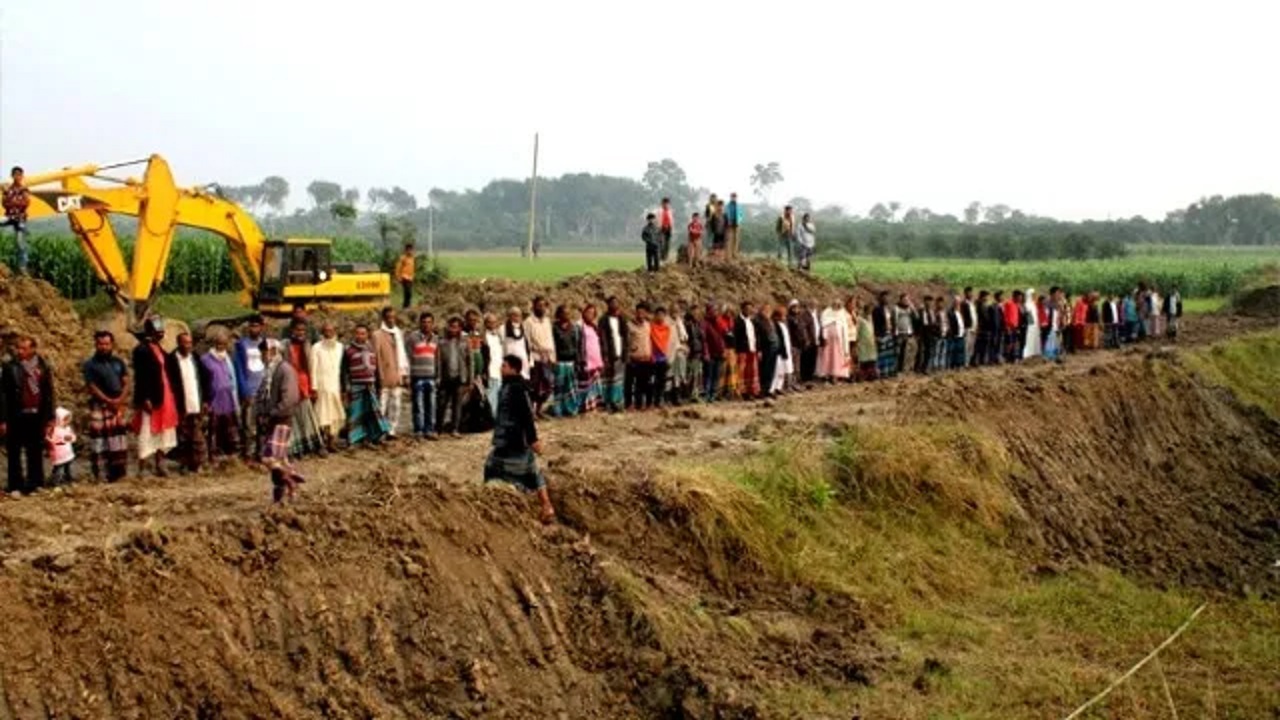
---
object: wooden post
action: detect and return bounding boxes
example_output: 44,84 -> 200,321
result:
427,204 -> 435,258
526,132 -> 539,260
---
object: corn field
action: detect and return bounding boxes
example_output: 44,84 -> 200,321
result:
0,232 -> 381,299
815,255 -> 1278,298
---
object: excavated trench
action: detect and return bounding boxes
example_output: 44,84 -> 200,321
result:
0,266 -> 1276,717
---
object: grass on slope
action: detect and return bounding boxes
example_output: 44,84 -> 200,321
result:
632,416 -> 1278,718
1183,330 -> 1280,419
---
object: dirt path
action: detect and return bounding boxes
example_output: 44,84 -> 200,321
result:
3,313 -> 1271,569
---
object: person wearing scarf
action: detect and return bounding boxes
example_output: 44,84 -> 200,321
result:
131,317 -> 179,477
200,332 -> 241,461
576,304 -> 606,414
286,319 -> 326,457
373,307 -> 410,438
522,296 -> 557,416
255,339 -> 303,503
2,335 -> 54,493
502,307 -> 531,379
309,322 -> 346,451
1022,289 -> 1042,359
649,307 -> 673,408
700,303 -> 726,402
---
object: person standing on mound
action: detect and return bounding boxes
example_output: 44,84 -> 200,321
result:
484,355 -> 555,524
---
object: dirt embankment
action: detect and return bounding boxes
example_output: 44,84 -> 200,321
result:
907,348 -> 1280,593
0,269 -> 92,395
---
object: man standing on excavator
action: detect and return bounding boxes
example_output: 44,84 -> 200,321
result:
1,167 -> 31,274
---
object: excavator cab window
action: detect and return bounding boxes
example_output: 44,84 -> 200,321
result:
284,244 -> 332,285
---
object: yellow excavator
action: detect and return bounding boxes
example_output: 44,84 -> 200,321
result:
13,154 -> 390,328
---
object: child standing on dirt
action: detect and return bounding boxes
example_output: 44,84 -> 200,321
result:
485,355 -> 556,524
686,212 -> 704,267
46,407 -> 76,486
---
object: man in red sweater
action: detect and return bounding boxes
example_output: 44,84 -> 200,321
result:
1003,290 -> 1024,363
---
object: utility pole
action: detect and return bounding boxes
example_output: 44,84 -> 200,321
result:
427,204 -> 435,258
526,132 -> 539,260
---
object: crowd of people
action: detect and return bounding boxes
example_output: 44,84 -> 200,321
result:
642,193 -> 818,272
0,278 -> 1184,521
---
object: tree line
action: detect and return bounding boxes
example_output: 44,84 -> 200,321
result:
210,161 -> 1280,259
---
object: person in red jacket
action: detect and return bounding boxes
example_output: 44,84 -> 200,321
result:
1003,290 -> 1024,363
1072,294 -> 1090,351
686,212 -> 704,268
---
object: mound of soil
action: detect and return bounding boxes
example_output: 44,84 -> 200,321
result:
0,473 -> 876,719
0,268 -> 92,395
1232,284 -> 1280,318
905,352 -> 1280,593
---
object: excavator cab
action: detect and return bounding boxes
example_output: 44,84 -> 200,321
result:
254,239 -> 388,316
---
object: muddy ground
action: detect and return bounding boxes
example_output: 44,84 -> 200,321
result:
0,265 -> 1277,718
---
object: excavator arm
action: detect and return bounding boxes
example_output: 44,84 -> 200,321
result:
12,154 -> 388,323
15,155 -> 266,318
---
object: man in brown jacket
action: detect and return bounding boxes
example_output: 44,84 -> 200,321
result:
625,303 -> 653,411
373,307 -> 409,438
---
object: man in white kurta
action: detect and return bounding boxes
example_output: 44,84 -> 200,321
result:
309,322 -> 345,451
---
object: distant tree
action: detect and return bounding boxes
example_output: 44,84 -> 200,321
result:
786,196 -> 813,212
342,187 -> 360,206
306,180 -> 343,209
924,232 -> 951,257
991,234 -> 1016,264
983,204 -> 1012,223
749,162 -> 784,206
642,158 -> 694,216
888,201 -> 902,223
866,228 -> 888,255
867,202 -> 893,223
260,176 -> 290,213
330,201 -> 357,225
964,202 -> 982,225
955,231 -> 982,258
1062,232 -> 1093,260
816,204 -> 846,220
367,187 -> 391,214
896,231 -> 917,262
902,207 -> 934,224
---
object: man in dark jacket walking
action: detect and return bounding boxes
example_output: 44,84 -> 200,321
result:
484,355 -> 555,524
1,336 -> 54,493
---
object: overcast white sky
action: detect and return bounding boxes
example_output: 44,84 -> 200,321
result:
3,0 -> 1277,220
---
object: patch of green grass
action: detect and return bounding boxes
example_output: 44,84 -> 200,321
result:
73,292 -> 246,325
1183,296 -> 1227,314
436,251 -> 639,281
1183,330 -> 1280,418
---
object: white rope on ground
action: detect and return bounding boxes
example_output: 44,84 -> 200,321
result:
1062,603 -> 1208,720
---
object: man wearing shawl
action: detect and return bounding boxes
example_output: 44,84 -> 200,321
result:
2,336 -> 54,493
700,303 -> 726,401
310,322 -> 345,450
285,320 -> 326,457
871,292 -> 897,378
523,296 -> 557,416
132,318 -> 179,477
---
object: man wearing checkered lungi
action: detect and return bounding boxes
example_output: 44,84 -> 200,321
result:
82,331 -> 130,482
600,297 -> 629,413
